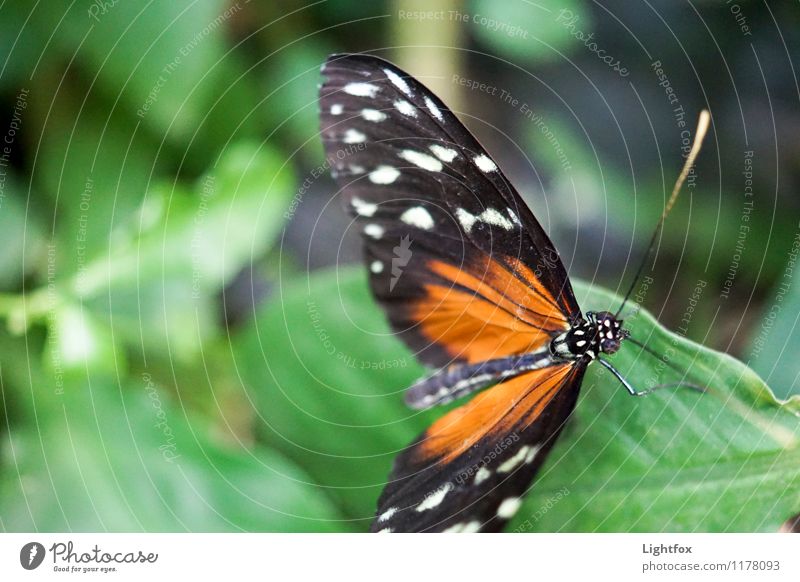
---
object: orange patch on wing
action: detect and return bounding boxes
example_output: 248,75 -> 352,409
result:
417,365 -> 574,463
411,257 -> 568,363
503,256 -> 563,310
413,285 -> 549,363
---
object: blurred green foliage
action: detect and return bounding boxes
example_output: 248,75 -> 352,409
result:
470,0 -> 591,62
0,0 -> 798,532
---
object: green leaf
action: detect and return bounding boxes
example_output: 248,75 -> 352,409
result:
33,82 -> 164,274
79,141 -> 294,361
44,303 -> 126,377
96,141 -> 293,291
235,266 -> 800,531
0,371 -> 346,532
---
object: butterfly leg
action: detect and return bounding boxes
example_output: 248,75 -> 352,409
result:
597,358 -> 648,396
597,358 -> 706,397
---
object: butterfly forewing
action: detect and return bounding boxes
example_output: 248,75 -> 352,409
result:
320,54 -> 580,367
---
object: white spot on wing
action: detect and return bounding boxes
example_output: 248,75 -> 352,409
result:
376,528 -> 393,533
456,208 -> 477,232
399,149 -> 442,172
443,520 -> 481,533
474,153 -> 498,173
394,99 -> 417,117
400,206 -> 434,230
416,483 -> 452,512
424,96 -> 443,121
480,208 -> 513,230
507,207 -> 522,225
496,497 -> 522,519
351,196 -> 377,217
378,506 -> 397,522
576,340 -> 587,347
461,521 -> 481,533
369,165 -> 400,184
361,108 -> 387,122
343,82 -> 379,97
525,445 -> 540,463
474,466 -> 491,485
370,260 -> 384,274
455,207 -> 514,233
343,128 -> 366,144
384,68 -> 412,96
364,224 -> 384,239
330,104 -> 343,115
498,446 -> 530,474
429,144 -> 458,162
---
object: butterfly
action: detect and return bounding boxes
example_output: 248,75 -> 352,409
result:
319,53 -> 709,533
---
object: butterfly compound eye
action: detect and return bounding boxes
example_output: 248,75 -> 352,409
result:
594,311 -> 624,354
600,337 -> 622,354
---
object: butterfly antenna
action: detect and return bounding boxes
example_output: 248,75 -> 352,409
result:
615,110 -> 711,318
625,336 -> 687,377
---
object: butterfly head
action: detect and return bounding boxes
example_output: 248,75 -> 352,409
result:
590,311 -> 629,355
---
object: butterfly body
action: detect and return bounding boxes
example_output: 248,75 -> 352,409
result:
318,54 -> 648,532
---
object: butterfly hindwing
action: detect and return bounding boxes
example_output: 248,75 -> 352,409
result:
370,363 -> 586,532
320,54 -> 581,367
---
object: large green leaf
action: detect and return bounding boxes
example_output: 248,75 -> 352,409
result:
511,282 -> 800,532
234,266 -> 800,532
0,369 -> 345,532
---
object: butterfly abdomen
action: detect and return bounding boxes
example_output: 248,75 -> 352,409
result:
404,348 -> 555,409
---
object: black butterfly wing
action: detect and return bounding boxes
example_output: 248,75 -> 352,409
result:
320,53 -> 581,368
371,362 -> 586,532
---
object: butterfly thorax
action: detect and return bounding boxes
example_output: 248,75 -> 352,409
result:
549,311 -> 628,361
